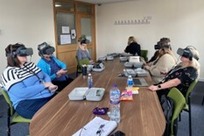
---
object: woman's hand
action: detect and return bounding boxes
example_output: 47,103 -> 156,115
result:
148,85 -> 158,92
56,69 -> 67,77
43,82 -> 58,93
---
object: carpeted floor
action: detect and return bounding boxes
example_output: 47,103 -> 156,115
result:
0,81 -> 204,136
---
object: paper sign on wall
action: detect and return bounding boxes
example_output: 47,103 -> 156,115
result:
62,26 -> 70,34
71,29 -> 76,39
60,34 -> 71,44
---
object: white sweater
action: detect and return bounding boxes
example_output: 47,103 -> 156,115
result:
149,53 -> 177,83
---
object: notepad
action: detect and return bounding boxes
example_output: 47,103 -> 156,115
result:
72,116 -> 117,136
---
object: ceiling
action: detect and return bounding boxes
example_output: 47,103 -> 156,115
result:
77,0 -> 137,5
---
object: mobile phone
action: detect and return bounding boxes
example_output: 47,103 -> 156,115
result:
110,130 -> 125,136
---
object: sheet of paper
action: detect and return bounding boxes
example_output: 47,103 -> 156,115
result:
72,116 -> 117,136
71,29 -> 76,39
60,34 -> 71,44
62,26 -> 70,34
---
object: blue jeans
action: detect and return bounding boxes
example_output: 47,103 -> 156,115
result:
16,96 -> 53,119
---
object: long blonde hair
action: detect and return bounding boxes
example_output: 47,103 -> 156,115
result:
179,46 -> 200,78
188,46 -> 200,78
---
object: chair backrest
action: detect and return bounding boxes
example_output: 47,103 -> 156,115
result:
1,88 -> 14,116
140,50 -> 148,61
185,80 -> 198,104
168,88 -> 186,135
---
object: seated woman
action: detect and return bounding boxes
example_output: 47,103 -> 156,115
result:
1,43 -> 57,119
37,42 -> 73,92
124,36 -> 141,56
147,37 -> 171,65
148,46 -> 200,100
144,43 -> 177,83
76,35 -> 94,66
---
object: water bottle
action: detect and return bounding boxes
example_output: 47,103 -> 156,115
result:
87,73 -> 93,88
127,75 -> 133,87
109,84 -> 120,123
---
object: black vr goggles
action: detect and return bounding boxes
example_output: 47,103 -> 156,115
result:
38,42 -> 55,55
16,47 -> 33,56
6,46 -> 33,57
154,42 -> 170,50
177,47 -> 199,61
78,35 -> 90,45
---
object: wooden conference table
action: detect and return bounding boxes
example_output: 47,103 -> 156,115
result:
30,59 -> 165,136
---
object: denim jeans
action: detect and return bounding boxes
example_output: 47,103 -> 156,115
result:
16,96 -> 53,119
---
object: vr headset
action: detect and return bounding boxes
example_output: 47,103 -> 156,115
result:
6,46 -> 33,57
154,42 -> 170,50
177,48 -> 198,60
78,35 -> 90,44
38,42 -> 55,55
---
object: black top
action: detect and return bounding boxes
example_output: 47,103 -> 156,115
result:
162,65 -> 198,96
147,50 -> 160,63
124,42 -> 141,56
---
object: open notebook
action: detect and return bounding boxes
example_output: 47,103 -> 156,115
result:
72,117 -> 117,136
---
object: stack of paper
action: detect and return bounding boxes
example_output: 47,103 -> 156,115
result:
72,117 -> 117,136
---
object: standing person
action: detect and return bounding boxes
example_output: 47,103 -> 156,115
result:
148,46 -> 200,100
124,36 -> 141,56
1,43 -> 57,119
76,35 -> 94,65
37,42 -> 73,92
144,43 -> 177,83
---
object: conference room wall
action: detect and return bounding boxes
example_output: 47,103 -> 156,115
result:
0,0 -> 55,75
96,0 -> 204,80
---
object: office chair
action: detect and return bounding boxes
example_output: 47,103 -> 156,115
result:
0,89 -> 31,136
181,80 -> 197,136
140,50 -> 148,62
167,87 -> 186,136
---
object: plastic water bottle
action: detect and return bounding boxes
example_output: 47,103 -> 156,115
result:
109,84 -> 120,123
87,73 -> 93,88
127,75 -> 133,87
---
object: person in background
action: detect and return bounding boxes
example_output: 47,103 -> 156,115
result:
1,43 -> 57,119
124,36 -> 141,56
37,42 -> 73,92
148,46 -> 200,100
147,37 -> 171,65
144,42 -> 177,83
76,35 -> 94,65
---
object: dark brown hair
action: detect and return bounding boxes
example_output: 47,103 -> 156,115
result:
5,43 -> 25,67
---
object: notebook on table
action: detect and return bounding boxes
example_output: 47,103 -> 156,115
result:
72,116 -> 117,136
133,78 -> 148,87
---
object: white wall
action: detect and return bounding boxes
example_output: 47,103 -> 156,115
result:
0,0 -> 55,75
96,0 -> 204,79
0,0 -> 204,79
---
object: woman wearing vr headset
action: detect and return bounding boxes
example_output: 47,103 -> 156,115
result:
124,36 -> 141,56
144,40 -> 177,83
148,46 -> 200,100
76,35 -> 94,65
147,37 -> 171,64
37,42 -> 73,92
1,43 -> 57,119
